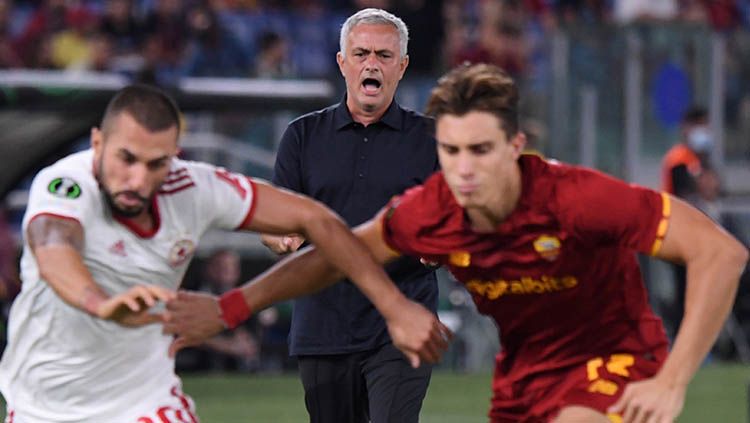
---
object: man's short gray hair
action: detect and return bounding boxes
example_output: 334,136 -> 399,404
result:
339,8 -> 409,59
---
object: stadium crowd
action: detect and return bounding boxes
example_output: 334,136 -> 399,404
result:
1,0 -> 748,83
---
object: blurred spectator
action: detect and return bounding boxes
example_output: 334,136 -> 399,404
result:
442,0 -> 473,68
0,0 -> 22,68
395,0 -> 444,76
661,107 -> 713,197
134,33 -> 182,85
555,0 -> 610,26
83,33 -> 115,71
446,0 -> 528,78
702,0 -> 741,31
49,8 -> 98,69
352,0 -> 391,9
613,0 -> 678,24
141,0 -> 187,71
12,0 -> 69,66
680,0 -> 709,25
252,30 -> 293,78
287,0 -> 339,78
181,4 -> 252,77
178,249 -> 259,372
691,166 -> 722,221
100,0 -> 142,55
25,33 -> 56,69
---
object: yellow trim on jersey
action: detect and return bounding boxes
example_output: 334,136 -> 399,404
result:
661,192 -> 672,217
650,193 -> 672,256
656,219 -> 669,238
650,239 -> 663,256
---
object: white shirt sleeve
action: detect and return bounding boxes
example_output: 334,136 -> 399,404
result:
22,166 -> 96,229
191,162 -> 257,231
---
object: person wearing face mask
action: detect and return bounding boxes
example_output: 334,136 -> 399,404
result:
259,8 -> 440,423
661,107 -> 714,197
660,106 -> 719,339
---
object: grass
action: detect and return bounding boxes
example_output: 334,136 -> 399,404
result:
2,365 -> 748,422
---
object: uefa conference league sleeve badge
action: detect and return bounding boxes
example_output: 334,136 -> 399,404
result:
47,177 -> 82,200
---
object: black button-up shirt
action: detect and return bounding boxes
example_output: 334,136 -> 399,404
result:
273,98 -> 440,355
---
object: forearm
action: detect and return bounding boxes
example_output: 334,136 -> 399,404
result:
238,183 -> 403,320
240,245 -> 339,312
300,215 -> 406,318
658,248 -> 748,385
241,217 -> 403,319
35,245 -> 109,315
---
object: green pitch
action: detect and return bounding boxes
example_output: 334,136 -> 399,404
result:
183,365 -> 750,422
1,365 -> 748,421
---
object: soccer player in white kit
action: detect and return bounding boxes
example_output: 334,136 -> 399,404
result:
0,84 -> 437,422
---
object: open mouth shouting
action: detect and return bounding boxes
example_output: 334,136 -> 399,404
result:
361,77 -> 382,96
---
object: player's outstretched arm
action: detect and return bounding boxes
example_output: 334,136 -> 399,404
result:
165,182 -> 452,365
28,215 -> 175,327
609,195 -> 749,423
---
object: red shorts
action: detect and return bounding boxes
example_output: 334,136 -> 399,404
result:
489,352 -> 664,422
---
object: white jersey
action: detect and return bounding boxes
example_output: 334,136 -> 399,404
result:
0,149 -> 256,422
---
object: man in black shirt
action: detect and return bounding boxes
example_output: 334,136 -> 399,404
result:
261,8 -> 439,423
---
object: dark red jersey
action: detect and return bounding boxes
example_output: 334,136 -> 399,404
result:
382,155 -> 670,386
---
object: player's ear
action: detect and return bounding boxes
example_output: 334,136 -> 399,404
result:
91,127 -> 103,153
510,132 -> 527,159
336,51 -> 345,76
398,55 -> 409,80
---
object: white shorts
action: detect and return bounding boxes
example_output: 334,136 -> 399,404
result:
6,385 -> 199,423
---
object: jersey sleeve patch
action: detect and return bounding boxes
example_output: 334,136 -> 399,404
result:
47,177 -> 82,199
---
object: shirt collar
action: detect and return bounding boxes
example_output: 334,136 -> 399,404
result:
333,95 -> 403,131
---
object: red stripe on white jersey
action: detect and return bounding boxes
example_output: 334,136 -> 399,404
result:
158,182 -> 196,195
235,177 -> 258,230
167,168 -> 188,177
162,174 -> 192,186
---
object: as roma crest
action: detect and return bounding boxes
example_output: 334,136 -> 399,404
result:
533,235 -> 561,261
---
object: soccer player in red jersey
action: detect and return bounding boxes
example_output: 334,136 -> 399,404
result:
165,64 -> 748,423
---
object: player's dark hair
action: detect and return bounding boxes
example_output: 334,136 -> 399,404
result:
101,84 -> 181,135
682,106 -> 708,125
426,63 -> 519,137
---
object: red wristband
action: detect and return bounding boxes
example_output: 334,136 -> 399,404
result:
218,288 -> 252,329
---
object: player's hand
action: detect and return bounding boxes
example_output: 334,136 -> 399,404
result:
96,284 -> 175,327
385,298 -> 453,368
163,290 -> 225,357
607,374 -> 687,423
261,233 -> 305,255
